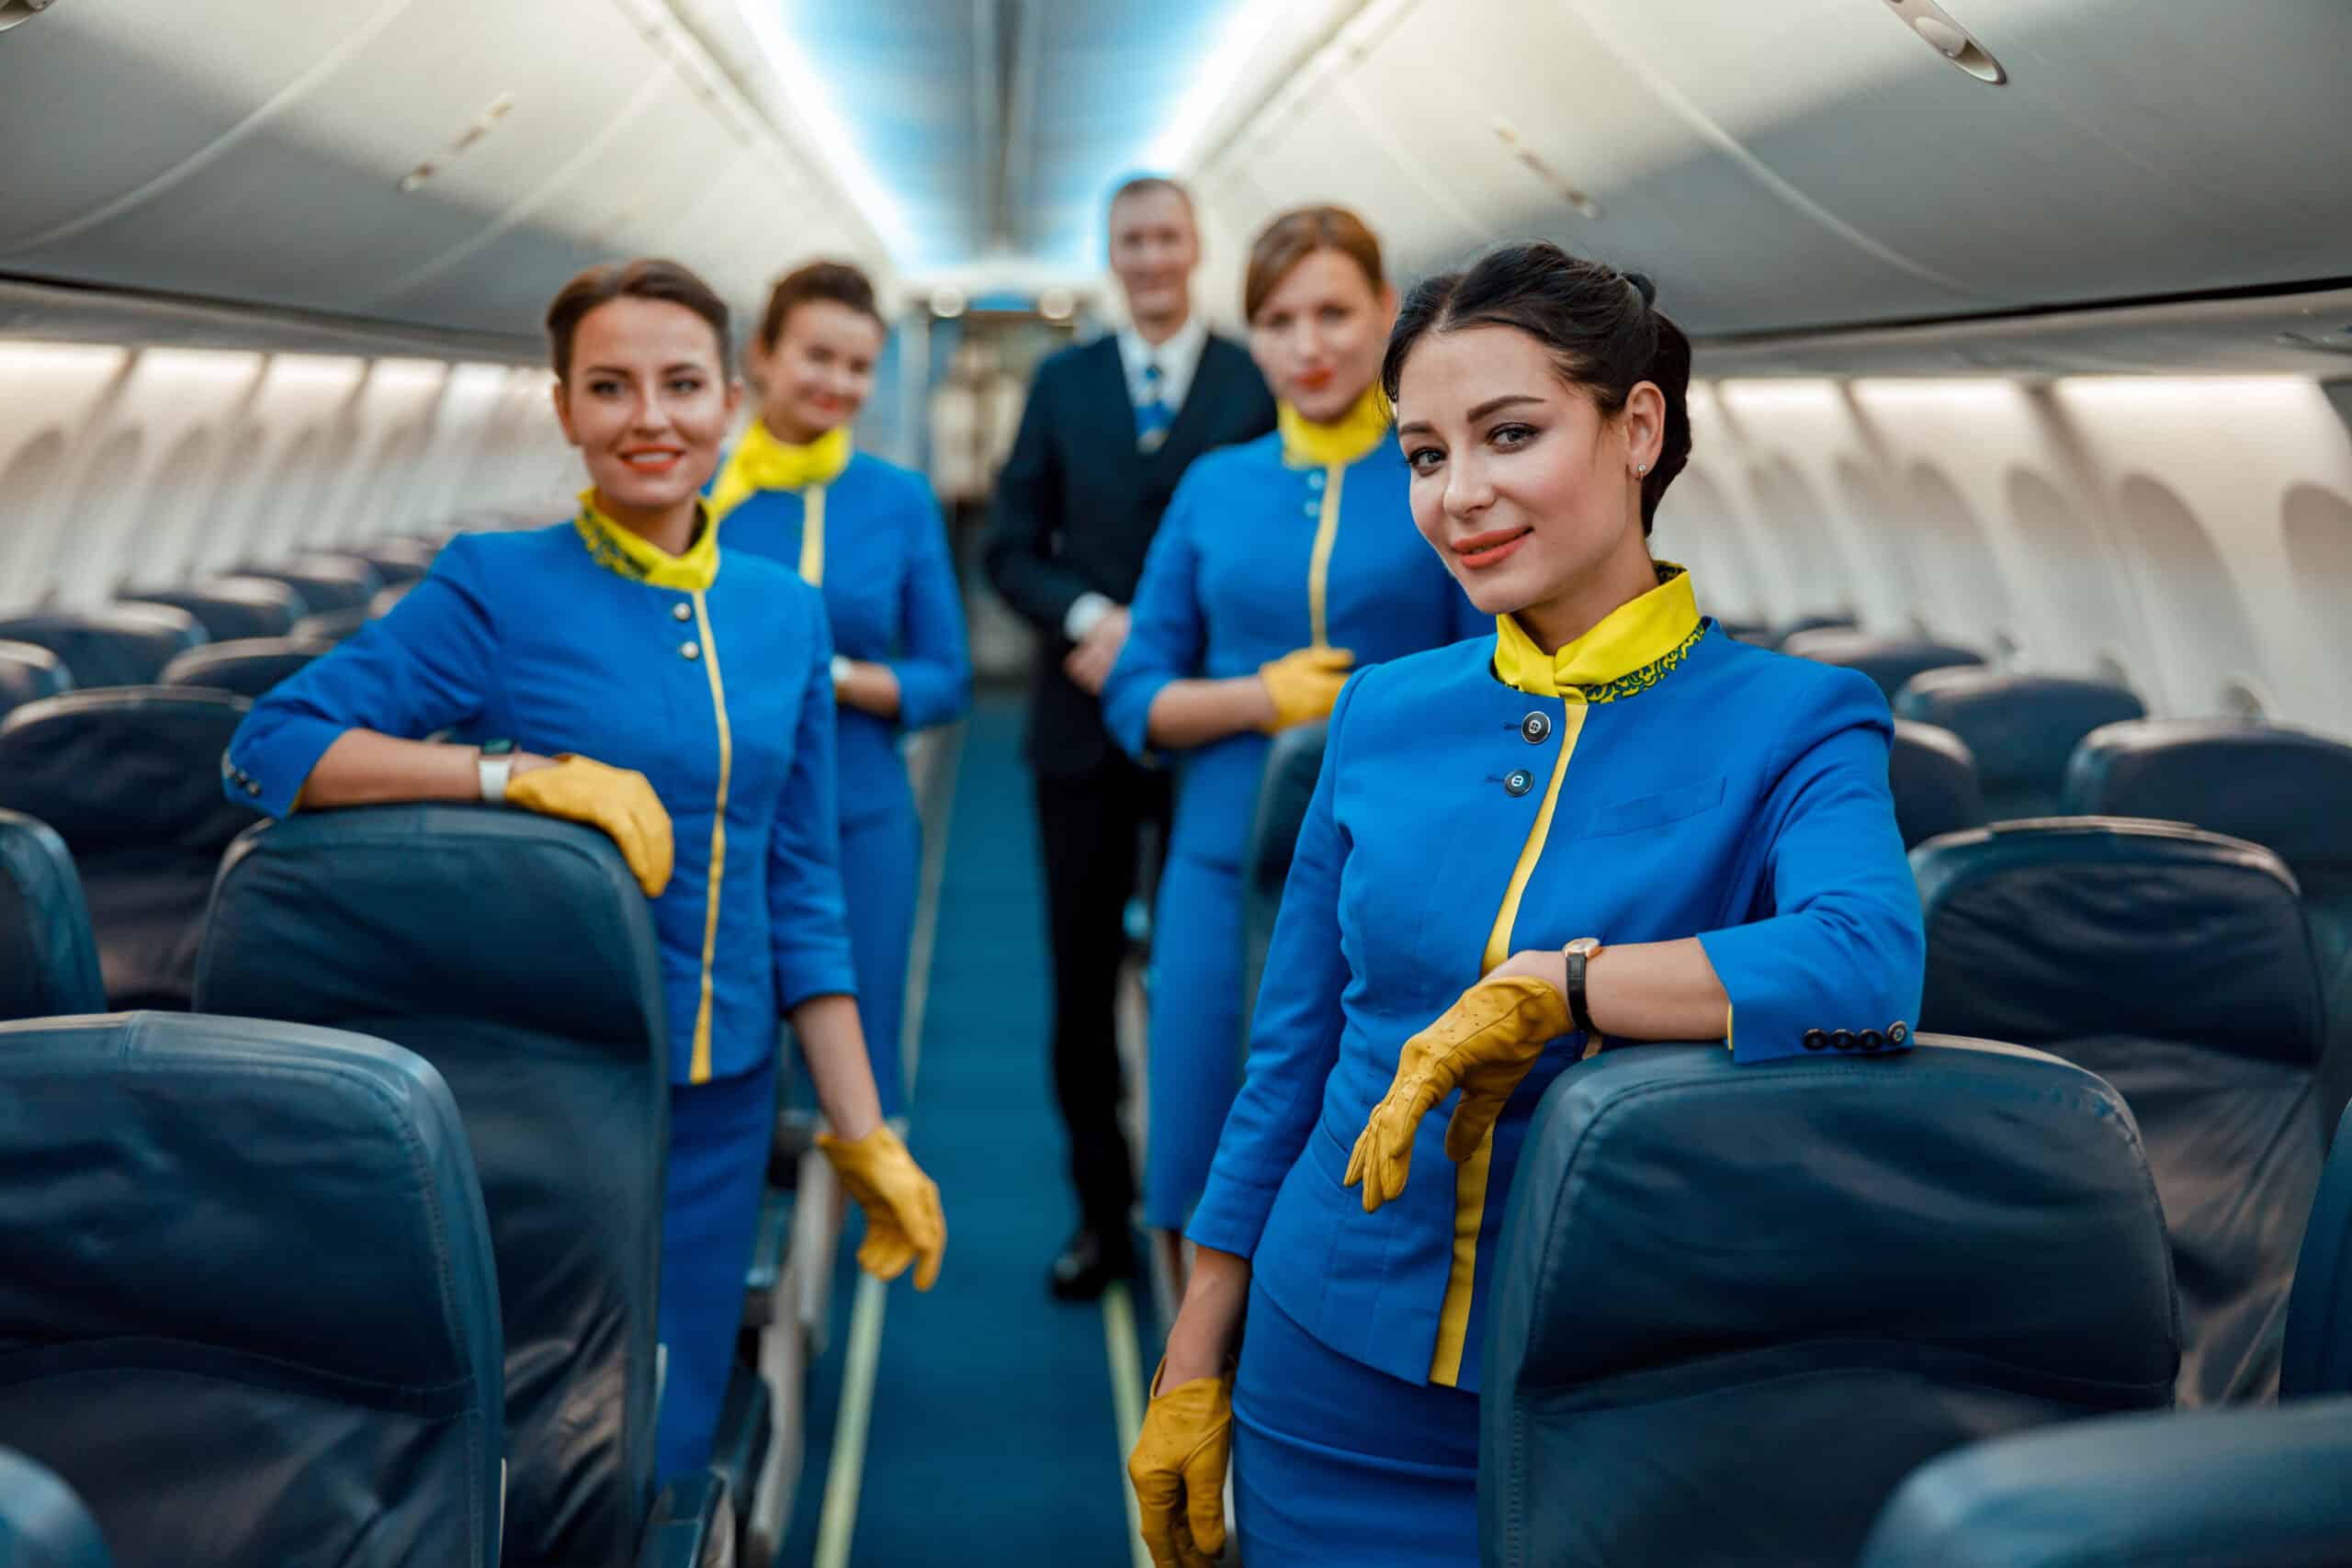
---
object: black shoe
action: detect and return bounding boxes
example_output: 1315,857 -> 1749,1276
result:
1048,1226 -> 1136,1301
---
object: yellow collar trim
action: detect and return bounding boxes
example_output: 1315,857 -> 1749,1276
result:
573,490 -> 718,592
707,419 -> 852,525
1277,383 -> 1391,469
1492,562 -> 1703,702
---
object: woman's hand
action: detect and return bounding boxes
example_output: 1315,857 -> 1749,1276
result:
503,753 -> 673,897
1344,970 -> 1570,1212
831,658 -> 903,719
1128,1364 -> 1233,1568
817,1122 -> 946,1290
1256,645 -> 1354,733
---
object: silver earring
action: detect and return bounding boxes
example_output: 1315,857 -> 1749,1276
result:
1635,463 -> 1649,477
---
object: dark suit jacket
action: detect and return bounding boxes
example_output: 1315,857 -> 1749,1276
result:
984,332 -> 1277,777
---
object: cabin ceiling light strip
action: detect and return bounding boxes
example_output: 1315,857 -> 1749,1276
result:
1883,0 -> 2006,85
397,93 -> 519,194
729,0 -> 914,262
1490,118 -> 1601,220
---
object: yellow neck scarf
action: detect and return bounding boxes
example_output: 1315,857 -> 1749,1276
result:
573,490 -> 719,592
706,419 -> 852,526
1492,561 -> 1704,701
1277,383 -> 1392,469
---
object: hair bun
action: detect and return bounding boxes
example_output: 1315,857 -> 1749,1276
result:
1623,270 -> 1657,310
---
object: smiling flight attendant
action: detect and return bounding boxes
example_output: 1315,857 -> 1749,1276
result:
225,257 -> 945,1485
1101,207 -> 1482,1280
1125,243 -> 1925,1568
708,260 -> 972,1120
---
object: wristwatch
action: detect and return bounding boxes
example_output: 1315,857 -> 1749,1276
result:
477,739 -> 515,805
831,654 -> 854,687
1562,937 -> 1603,1040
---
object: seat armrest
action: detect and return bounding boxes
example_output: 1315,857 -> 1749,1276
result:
636,1470 -> 732,1568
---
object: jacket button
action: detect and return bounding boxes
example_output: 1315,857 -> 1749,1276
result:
1803,1029 -> 1828,1051
1830,1029 -> 1857,1051
673,603 -> 693,622
680,642 -> 701,660
244,781 -> 262,796
1859,1029 -> 1884,1052
1306,469 -> 1326,491
1502,768 -> 1533,797
1521,711 -> 1551,743
1888,1021 -> 1910,1045
1302,501 -> 1320,518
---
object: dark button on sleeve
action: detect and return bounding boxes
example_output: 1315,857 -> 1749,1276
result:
1888,1021 -> 1911,1045
1830,1029 -> 1857,1051
1802,1029 -> 1829,1051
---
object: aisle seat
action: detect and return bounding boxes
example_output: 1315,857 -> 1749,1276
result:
1481,1037 -> 2178,1567
1915,818 -> 2326,1405
1889,719 -> 1986,849
236,556 -> 380,616
291,604 -> 374,644
1764,613 -> 1855,650
0,607 -> 203,689
198,805 -> 743,1568
158,637 -> 337,699
352,538 -> 439,584
120,578 -> 304,642
0,1012 -> 505,1567
0,641 -> 71,724
0,1447 -> 111,1568
1896,670 -> 2143,818
0,690 -> 258,1010
1779,628 -> 1984,700
0,810 -> 104,1021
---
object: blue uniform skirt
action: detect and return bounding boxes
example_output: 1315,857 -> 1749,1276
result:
1233,1281 -> 1480,1568
656,1056 -> 776,1483
1144,851 -> 1244,1230
841,806 -> 921,1120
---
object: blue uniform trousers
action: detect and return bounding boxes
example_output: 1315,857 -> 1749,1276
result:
1144,850 -> 1243,1230
656,1056 -> 777,1483
1234,1280 -> 1479,1567
842,806 -> 920,1119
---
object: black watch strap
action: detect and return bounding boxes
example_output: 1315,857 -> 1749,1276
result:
1564,938 -> 1601,1038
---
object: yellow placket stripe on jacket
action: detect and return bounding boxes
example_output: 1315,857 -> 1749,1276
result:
797,485 -> 827,586
1306,464 -> 1343,650
1277,388 -> 1389,652
688,588 -> 734,1085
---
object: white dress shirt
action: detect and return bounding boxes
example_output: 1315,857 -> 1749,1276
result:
1067,315 -> 1214,641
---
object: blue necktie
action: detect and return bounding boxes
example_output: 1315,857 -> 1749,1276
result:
1136,358 -> 1172,453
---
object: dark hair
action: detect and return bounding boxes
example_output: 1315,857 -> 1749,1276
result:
1244,205 -> 1385,323
1107,175 -> 1195,225
1381,242 -> 1691,533
545,257 -> 730,382
758,259 -> 882,351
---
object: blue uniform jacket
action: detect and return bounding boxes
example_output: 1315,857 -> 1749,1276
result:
1188,602 -> 1926,1392
718,451 -> 973,828
1101,433 -> 1484,867
223,522 -> 857,1087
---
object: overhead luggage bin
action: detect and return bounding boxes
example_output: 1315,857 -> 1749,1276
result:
0,607 -> 204,689
0,1012 -> 505,1567
1889,719 -> 1987,849
1896,671 -> 2144,819
157,637 -> 336,700
1915,818 -> 2327,1405
1779,628 -> 1984,701
235,557 -> 381,617
1238,718 -> 1328,1069
1480,1038 -> 2177,1568
0,641 -> 71,724
0,690 -> 258,1010
119,578 -> 305,643
0,1446 -> 112,1568
0,809 -> 104,1022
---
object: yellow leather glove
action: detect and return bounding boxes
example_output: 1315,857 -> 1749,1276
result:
505,754 -> 673,898
1256,646 -> 1354,733
817,1122 -> 945,1291
1344,973 -> 1571,1213
1126,1362 -> 1232,1568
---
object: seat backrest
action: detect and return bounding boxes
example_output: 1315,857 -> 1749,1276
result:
0,641 -> 71,724
119,577 -> 305,642
238,557 -> 381,616
0,608 -> 203,689
1238,718 -> 1328,1067
2283,1102 -> 2352,1398
1914,818 -> 2325,1405
1897,670 -> 2145,818
1765,613 -> 1855,650
198,806 -> 668,1568
0,811 -> 104,1022
157,637 -> 336,699
1780,628 -> 1984,699
0,1012 -> 503,1567
1889,719 -> 1986,849
291,604 -> 374,644
0,691 -> 259,1010
353,539 -> 439,584
0,1447 -> 112,1568
1858,1396 -> 2352,1568
1482,1038 -> 2178,1568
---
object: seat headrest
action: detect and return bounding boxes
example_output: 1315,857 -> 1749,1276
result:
0,1446 -> 112,1568
291,605 -> 373,644
1245,719 -> 1328,895
1890,719 -> 1986,848
2285,1103 -> 2352,1398
0,690 -> 258,852
1767,614 -> 1855,650
0,609 -> 204,689
157,637 -> 335,699
119,580 -> 303,642
1897,671 -> 2145,795
1780,630 -> 1984,698
243,558 -> 381,615
1914,818 -> 2321,1064
355,541 -> 437,584
0,811 -> 105,1020
2064,720 -> 2352,886
1491,1038 -> 2179,1397
0,641 -> 72,717
200,805 -> 665,1050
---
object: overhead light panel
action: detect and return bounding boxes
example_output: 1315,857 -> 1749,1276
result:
730,1 -> 914,263
397,93 -> 518,194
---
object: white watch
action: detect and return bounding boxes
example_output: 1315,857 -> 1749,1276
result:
478,750 -> 514,805
831,654 -> 854,686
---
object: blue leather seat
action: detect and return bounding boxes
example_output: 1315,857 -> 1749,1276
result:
1238,718 -> 1328,1068
1480,1038 -> 2178,1568
1765,613 -> 1855,650
1779,628 -> 1984,699
0,691 -> 258,1010
236,556 -> 381,616
0,811 -> 103,1022
196,806 -> 673,1568
0,1446 -> 111,1568
119,578 -> 304,643
157,637 -> 336,699
0,643 -> 70,725
1896,670 -> 2144,818
352,538 -> 439,585
0,609 -> 203,690
1890,719 -> 1986,849
0,1012 -> 503,1566
2284,1101 -> 2352,1398
290,604 -> 374,644
1915,818 -> 2326,1405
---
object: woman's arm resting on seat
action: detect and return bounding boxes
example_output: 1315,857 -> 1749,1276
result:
298,731 -> 554,807
1491,937 -> 1730,1042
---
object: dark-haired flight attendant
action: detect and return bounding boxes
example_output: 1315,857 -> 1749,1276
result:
709,259 -> 971,1120
226,257 -> 946,1487
1127,244 -> 1925,1568
1102,207 -> 1481,1269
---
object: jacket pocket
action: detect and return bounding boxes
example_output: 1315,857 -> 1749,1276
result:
1582,774 -> 1726,839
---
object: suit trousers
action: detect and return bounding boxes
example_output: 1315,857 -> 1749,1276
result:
1034,752 -> 1169,1233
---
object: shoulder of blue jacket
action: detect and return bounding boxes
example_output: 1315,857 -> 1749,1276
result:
840,450 -> 936,513
1701,628 -> 1893,722
1342,633 -> 1497,708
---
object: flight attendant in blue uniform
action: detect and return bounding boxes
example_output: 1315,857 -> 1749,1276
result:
1101,206 -> 1481,1270
707,260 -> 972,1120
1127,243 -> 1925,1568
225,258 -> 946,1486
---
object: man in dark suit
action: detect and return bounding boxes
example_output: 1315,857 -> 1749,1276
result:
985,175 -> 1277,1299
